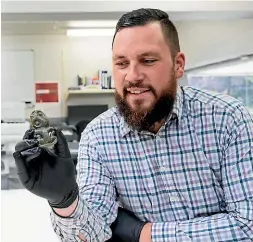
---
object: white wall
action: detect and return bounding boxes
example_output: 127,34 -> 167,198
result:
179,19 -> 253,69
2,18 -> 253,118
2,35 -> 114,118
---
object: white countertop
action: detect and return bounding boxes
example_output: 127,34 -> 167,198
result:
1,189 -> 59,242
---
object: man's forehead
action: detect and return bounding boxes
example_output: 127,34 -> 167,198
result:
112,23 -> 168,55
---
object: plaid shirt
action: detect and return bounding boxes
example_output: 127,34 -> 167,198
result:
51,85 -> 253,242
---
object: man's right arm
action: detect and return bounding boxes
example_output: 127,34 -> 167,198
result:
13,127 -> 118,242
50,128 -> 118,242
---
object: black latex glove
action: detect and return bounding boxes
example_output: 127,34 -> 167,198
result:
13,129 -> 78,209
109,207 -> 148,242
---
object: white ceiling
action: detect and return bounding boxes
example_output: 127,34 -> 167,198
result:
2,1 -> 253,13
2,0 -> 253,35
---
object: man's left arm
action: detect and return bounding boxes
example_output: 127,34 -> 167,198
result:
114,107 -> 253,242
145,107 -> 253,242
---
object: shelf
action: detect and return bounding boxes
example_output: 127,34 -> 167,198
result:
68,89 -> 115,94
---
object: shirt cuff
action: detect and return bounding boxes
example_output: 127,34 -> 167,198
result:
51,196 -> 89,238
151,221 -> 178,242
51,196 -> 109,242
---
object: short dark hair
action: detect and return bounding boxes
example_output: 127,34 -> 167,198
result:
112,8 -> 180,58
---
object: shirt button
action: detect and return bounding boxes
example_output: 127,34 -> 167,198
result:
170,194 -> 179,202
161,166 -> 167,172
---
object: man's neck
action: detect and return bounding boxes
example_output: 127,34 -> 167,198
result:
148,119 -> 166,134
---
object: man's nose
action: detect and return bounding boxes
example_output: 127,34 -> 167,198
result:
125,64 -> 144,83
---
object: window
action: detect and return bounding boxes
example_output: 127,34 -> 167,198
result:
186,56 -> 253,117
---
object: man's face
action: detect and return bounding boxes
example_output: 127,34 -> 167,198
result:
112,22 -> 185,130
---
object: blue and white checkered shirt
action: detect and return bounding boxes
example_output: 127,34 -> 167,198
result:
51,85 -> 253,242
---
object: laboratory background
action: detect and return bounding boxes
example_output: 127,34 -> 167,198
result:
1,1 -> 253,242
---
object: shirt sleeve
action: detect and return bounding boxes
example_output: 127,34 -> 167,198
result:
152,106 -> 253,242
50,127 -> 119,242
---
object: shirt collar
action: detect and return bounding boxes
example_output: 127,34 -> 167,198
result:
119,85 -> 183,137
119,115 -> 132,137
169,85 -> 183,124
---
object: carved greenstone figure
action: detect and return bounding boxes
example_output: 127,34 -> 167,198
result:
30,110 -> 57,149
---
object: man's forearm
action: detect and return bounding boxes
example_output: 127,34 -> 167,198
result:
139,223 -> 152,242
110,207 -> 149,242
151,212 -> 253,242
51,195 -> 114,241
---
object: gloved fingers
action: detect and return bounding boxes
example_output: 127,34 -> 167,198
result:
54,129 -> 71,158
23,129 -> 35,140
13,151 -> 30,183
15,139 -> 39,153
44,147 -> 58,157
15,139 -> 42,163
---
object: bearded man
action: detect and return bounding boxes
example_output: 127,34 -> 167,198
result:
14,8 -> 253,242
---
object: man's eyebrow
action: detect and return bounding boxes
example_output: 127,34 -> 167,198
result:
113,55 -> 126,60
113,52 -> 160,60
138,52 -> 160,57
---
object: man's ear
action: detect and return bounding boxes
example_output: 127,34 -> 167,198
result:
174,52 -> 185,79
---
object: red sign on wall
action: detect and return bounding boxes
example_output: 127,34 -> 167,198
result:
35,82 -> 59,103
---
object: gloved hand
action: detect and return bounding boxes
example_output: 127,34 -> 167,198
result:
13,128 -> 79,209
109,207 -> 148,242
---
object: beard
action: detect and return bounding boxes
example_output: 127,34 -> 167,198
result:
115,74 -> 177,131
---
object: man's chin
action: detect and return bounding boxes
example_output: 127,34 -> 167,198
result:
128,108 -> 151,119
127,100 -> 153,113
115,88 -> 176,131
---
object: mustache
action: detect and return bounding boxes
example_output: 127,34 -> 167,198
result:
123,83 -> 156,97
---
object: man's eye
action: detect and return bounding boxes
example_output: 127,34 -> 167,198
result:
143,59 -> 156,64
116,62 -> 128,67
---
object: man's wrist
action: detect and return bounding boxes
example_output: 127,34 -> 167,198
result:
49,182 -> 79,209
53,196 -> 78,217
139,222 -> 152,242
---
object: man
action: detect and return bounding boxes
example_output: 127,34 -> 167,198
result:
13,8 -> 253,242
